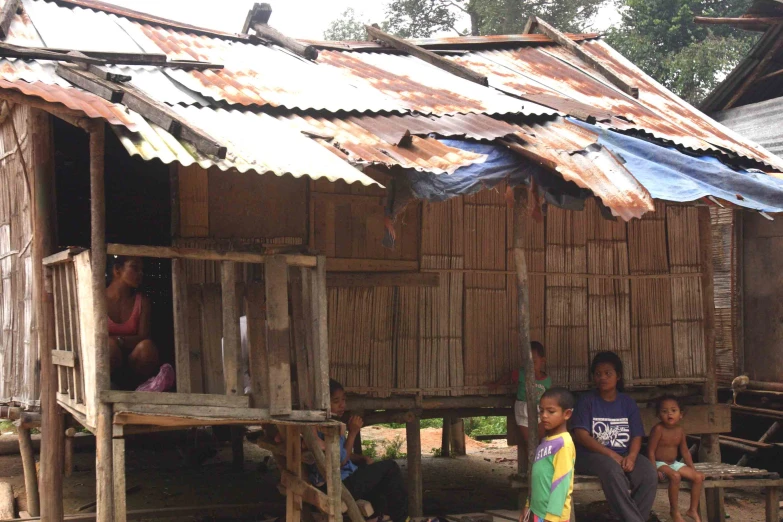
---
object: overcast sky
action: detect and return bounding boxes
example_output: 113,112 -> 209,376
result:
102,0 -> 390,39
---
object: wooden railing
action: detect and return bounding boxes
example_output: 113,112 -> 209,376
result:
43,244 -> 331,430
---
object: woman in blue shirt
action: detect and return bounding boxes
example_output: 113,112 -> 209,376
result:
571,351 -> 657,522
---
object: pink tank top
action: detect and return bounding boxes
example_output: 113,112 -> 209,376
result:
108,293 -> 142,336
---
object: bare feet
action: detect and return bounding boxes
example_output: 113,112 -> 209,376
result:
685,508 -> 702,522
671,511 -> 686,522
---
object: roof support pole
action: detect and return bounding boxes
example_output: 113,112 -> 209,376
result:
512,188 -> 537,497
89,123 -> 114,522
31,108 -> 64,522
698,206 -> 723,522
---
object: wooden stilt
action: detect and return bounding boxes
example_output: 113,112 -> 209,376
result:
323,426 -> 343,522
765,486 -> 779,522
441,417 -> 451,457
31,108 -> 63,522
286,426 -> 303,522
266,256 -> 293,416
112,426 -> 126,522
89,123 -> 113,522
18,427 -> 40,517
450,418 -> 466,456
64,428 -> 76,478
406,419 -> 423,517
312,257 -> 330,412
513,190 -> 537,483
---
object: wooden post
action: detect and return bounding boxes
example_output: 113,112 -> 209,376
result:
221,261 -> 242,396
290,269 -> 312,409
513,190 -> 538,488
450,418 -> 466,456
441,417 -> 451,457
286,426 -> 303,522
64,428 -> 76,478
231,427 -> 245,470
31,108 -> 64,522
698,207 -> 722,522
172,258 -> 190,393
406,419 -> 423,517
17,427 -> 40,517
323,426 -> 343,522
89,123 -> 114,522
266,256 -> 292,416
765,486 -> 779,522
245,283 -> 269,409
112,425 -> 126,522
312,257 -> 330,412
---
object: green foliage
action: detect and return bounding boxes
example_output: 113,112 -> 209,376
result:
464,416 -> 506,437
0,420 -> 15,434
362,439 -> 379,459
606,0 -> 758,104
323,8 -> 368,41
382,435 -> 407,459
430,446 -> 443,457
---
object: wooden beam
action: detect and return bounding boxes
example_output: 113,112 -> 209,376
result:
245,283 -> 269,409
312,257 -> 330,412
724,27 -> 783,109
30,107 -> 64,522
87,65 -> 132,83
100,390 -> 249,408
529,17 -> 638,98
221,262 -> 242,396
326,271 -> 439,288
0,42 -> 105,64
285,426 -> 303,522
693,16 -> 783,30
56,64 -> 125,103
346,394 -> 514,411
113,426 -> 127,522
18,427 -> 40,517
251,22 -> 318,60
266,256 -> 293,416
0,0 -> 20,40
52,349 -> 75,368
281,471 -> 330,514
111,403 -> 327,426
243,3 -> 272,33
323,426 -> 343,522
171,258 -> 191,393
406,419 -> 423,517
325,258 -> 418,272
89,122 -> 114,522
365,24 -> 488,86
106,243 -> 316,267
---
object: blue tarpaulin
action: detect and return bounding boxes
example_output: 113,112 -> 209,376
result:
571,118 -> 783,213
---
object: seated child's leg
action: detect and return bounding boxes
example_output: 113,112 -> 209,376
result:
677,466 -> 705,522
658,465 -> 684,522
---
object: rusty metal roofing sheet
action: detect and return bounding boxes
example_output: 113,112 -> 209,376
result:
113,106 -> 382,186
451,44 -> 783,171
510,118 -> 654,220
116,18 -> 406,113
317,50 -> 555,116
348,113 -> 518,144
275,113 -> 486,174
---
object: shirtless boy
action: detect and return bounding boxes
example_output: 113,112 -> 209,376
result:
647,396 -> 705,522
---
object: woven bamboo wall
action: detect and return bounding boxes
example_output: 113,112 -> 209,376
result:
0,103 -> 37,409
322,193 -> 709,396
711,208 -> 739,386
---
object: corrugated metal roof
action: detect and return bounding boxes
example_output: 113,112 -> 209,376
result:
512,118 -> 654,220
449,43 -> 783,171
348,113 -> 518,144
114,106 -> 382,186
318,50 -> 555,116
305,33 -> 601,51
713,97 -> 783,156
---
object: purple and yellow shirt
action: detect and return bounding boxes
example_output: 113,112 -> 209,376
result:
526,432 -> 575,522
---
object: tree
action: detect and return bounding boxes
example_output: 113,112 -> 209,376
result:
606,0 -> 758,104
323,8 -> 368,41
382,0 -> 608,38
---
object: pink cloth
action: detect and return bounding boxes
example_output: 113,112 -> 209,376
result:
136,363 -> 175,392
108,293 -> 142,336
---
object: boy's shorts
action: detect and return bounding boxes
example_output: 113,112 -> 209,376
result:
656,460 -> 686,472
514,400 -> 539,428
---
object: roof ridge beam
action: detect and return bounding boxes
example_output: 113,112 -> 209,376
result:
245,3 -> 318,60
526,16 -> 639,99
694,16 -> 783,31
364,24 -> 489,87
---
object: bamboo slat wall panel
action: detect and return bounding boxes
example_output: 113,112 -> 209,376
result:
711,208 -> 739,386
0,103 -> 37,409
586,199 -> 630,383
545,206 -> 589,386
628,203 -> 672,381
667,206 -> 705,377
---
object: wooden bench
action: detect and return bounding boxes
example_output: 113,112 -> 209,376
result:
512,463 -> 782,522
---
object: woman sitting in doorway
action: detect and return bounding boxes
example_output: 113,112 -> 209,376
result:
107,256 -> 159,386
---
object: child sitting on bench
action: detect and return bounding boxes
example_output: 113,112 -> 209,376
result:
647,395 -> 705,522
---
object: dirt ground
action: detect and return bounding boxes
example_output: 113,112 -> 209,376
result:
0,427 -> 775,521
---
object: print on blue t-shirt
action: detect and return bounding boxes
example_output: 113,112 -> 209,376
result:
571,390 -> 644,456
